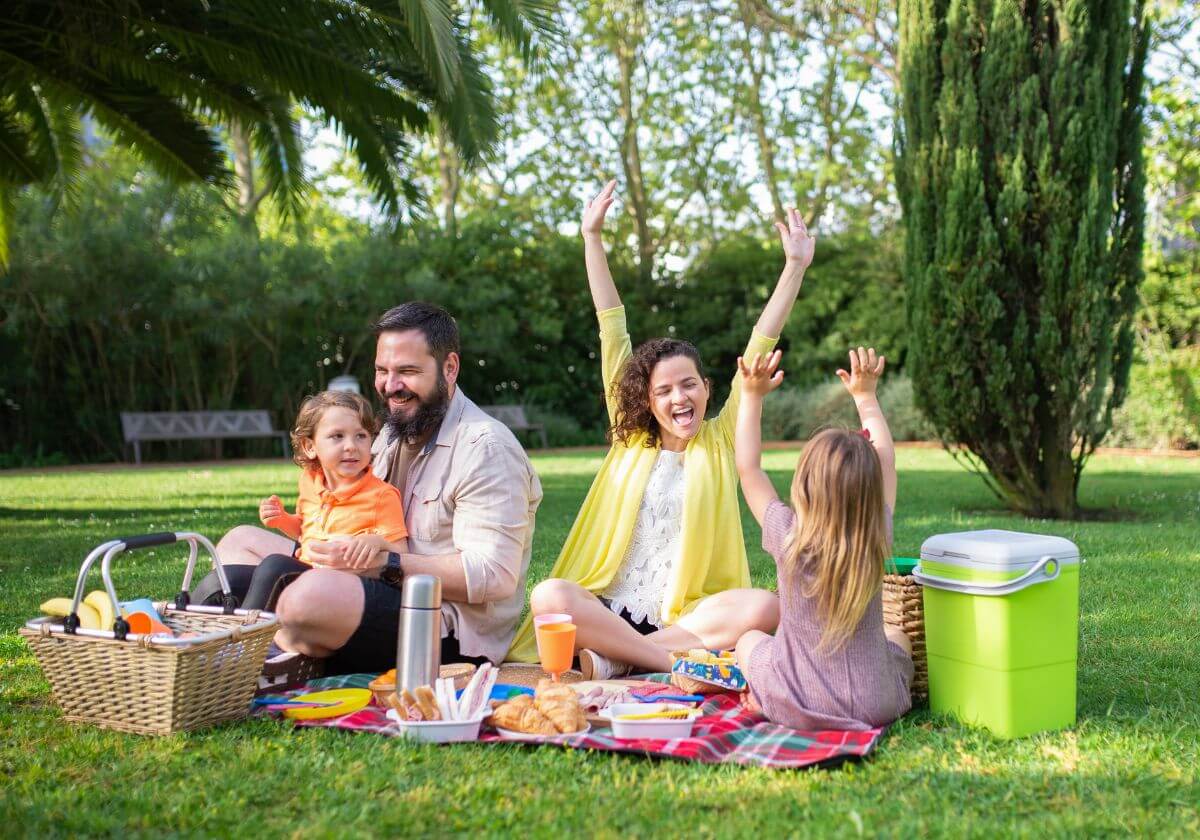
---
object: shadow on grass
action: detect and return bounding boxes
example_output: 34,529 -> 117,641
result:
0,505 -> 252,522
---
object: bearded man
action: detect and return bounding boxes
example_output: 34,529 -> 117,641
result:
194,302 -> 542,680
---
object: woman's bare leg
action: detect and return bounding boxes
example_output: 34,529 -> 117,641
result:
530,579 -> 673,672
655,588 -> 779,651
531,581 -> 779,671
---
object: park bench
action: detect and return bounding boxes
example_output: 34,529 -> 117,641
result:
480,405 -> 548,449
120,410 -> 291,464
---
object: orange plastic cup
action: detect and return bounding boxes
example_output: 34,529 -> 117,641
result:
535,622 -> 576,682
125,611 -> 174,636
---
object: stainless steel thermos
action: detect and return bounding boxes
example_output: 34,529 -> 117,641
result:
395,574 -> 442,693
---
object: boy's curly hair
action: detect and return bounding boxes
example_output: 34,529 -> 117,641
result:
291,390 -> 380,470
608,338 -> 709,448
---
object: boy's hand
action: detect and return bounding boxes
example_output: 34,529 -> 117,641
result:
342,534 -> 388,572
836,346 -> 886,399
775,207 -> 816,270
259,495 -> 285,527
581,179 -> 617,237
738,350 -> 785,397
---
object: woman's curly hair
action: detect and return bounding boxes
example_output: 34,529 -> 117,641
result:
608,338 -> 709,448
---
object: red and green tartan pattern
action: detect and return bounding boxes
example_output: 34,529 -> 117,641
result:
268,673 -> 885,770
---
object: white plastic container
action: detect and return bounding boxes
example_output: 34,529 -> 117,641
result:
385,709 -> 486,743
600,703 -> 701,740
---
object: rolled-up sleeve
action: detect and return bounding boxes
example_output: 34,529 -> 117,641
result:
452,435 -> 534,604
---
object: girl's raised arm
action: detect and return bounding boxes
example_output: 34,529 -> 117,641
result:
581,179 -> 621,312
735,351 -> 785,525
836,347 -> 897,511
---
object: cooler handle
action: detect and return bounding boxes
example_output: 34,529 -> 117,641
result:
912,554 -> 1061,597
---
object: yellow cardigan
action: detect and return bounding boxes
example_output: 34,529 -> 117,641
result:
506,306 -> 778,662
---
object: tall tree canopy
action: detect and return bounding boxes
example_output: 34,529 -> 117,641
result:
0,0 -> 557,261
896,0 -> 1151,518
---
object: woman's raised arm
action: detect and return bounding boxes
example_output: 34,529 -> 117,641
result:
717,208 -> 815,433
755,208 -> 815,338
581,179 -> 621,312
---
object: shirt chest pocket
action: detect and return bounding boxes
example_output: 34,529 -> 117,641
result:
409,481 -> 444,543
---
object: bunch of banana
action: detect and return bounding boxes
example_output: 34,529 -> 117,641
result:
39,591 -> 117,631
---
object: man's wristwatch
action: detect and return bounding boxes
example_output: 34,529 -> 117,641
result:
380,552 -> 404,589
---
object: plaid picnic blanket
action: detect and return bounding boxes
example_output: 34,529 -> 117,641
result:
268,673 -> 885,770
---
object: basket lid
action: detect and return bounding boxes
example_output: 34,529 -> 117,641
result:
885,556 -> 919,575
920,529 -> 1079,570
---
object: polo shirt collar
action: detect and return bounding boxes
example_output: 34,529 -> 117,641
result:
312,467 -> 373,502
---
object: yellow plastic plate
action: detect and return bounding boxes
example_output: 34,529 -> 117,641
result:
282,688 -> 372,720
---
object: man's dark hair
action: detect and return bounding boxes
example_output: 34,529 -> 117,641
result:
373,302 -> 460,364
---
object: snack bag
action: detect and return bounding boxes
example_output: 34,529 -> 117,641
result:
670,648 -> 746,692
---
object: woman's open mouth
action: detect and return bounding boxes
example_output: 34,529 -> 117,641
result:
671,407 -> 695,429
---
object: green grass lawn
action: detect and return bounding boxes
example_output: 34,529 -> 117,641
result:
1,448 -> 1198,837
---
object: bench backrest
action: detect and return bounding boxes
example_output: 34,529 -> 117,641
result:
120,411 -> 278,442
480,405 -> 532,429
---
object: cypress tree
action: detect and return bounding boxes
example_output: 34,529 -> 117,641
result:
896,0 -> 1151,518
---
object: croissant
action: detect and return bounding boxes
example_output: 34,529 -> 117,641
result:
491,698 -> 557,735
533,680 -> 586,733
537,698 -> 585,734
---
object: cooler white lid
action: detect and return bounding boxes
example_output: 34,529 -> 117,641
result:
920,529 -> 1079,569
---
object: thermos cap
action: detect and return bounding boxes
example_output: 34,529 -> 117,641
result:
401,574 -> 442,609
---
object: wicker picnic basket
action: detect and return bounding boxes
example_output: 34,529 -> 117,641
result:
883,559 -> 927,702
20,532 -> 277,736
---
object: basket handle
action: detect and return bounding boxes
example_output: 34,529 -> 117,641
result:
67,532 -> 237,638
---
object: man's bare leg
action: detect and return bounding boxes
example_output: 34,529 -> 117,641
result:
215,525 -> 293,567
273,568 -> 364,658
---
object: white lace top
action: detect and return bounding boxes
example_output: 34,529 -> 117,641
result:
602,449 -> 686,628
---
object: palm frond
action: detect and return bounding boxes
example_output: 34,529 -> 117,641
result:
0,91 -> 47,185
395,0 -> 462,94
251,94 -> 309,221
475,0 -> 561,62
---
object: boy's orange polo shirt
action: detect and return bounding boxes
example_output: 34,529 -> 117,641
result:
294,468 -> 408,565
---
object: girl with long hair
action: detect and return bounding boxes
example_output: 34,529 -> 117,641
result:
733,347 -> 913,729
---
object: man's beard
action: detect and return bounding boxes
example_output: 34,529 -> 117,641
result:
384,373 -> 450,443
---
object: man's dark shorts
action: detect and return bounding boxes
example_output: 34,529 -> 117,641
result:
191,565 -> 490,674
327,577 -> 490,674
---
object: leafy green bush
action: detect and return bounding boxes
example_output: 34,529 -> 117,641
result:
759,375 -> 934,442
1108,350 -> 1200,450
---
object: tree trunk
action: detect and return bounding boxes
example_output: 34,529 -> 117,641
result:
736,0 -> 784,223
230,120 -> 263,235
436,120 -> 460,239
612,1 -> 654,281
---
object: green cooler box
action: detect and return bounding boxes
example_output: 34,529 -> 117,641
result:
914,530 -> 1080,738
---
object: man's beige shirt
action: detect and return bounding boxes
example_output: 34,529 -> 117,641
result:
372,387 -> 542,663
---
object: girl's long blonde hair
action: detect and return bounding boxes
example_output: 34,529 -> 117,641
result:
783,428 -> 890,652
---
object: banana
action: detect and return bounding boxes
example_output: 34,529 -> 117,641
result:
84,590 -> 116,630
39,597 -> 74,617
39,597 -> 102,629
